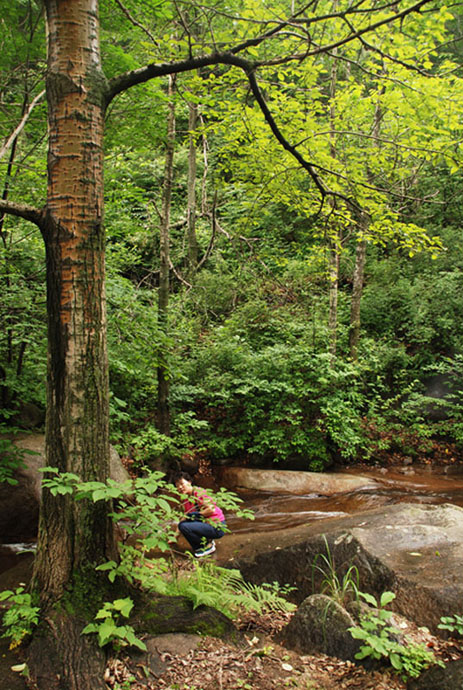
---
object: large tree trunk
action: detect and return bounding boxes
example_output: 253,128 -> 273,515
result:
28,1 -> 115,687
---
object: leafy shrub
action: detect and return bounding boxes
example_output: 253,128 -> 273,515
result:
82,598 -> 146,651
348,591 -> 443,679
0,586 -> 40,649
438,614 -> 463,636
180,339 -> 367,467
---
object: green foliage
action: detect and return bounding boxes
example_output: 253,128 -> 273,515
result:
0,434 -> 29,484
348,592 -> 443,679
82,598 -> 146,651
180,332 -> 367,466
0,586 -> 40,649
100,547 -> 295,620
39,468 -> 292,621
438,614 -> 463,636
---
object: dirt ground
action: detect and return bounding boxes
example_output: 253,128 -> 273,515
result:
106,604 -> 463,690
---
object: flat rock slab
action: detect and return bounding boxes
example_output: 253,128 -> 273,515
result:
218,467 -> 378,495
230,503 -> 463,633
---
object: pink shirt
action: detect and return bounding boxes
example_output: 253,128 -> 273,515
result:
183,488 -> 225,523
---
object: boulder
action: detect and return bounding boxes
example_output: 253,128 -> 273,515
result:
218,467 -> 377,495
279,593 -> 362,659
140,634 -> 202,677
231,503 -> 463,634
407,659 -> 463,689
0,433 -> 129,542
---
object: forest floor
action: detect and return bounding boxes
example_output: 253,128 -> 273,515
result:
108,596 -> 463,690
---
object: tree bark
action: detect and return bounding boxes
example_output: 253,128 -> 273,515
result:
25,2 -> 115,687
34,0 -> 115,604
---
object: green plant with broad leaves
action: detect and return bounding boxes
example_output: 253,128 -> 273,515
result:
0,586 -> 40,649
37,467 -> 296,622
438,614 -> 463,636
82,598 -> 146,651
0,433 -> 40,485
348,591 -> 443,679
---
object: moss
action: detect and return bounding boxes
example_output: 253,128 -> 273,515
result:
85,64 -> 109,107
136,594 -> 239,641
60,563 -> 127,621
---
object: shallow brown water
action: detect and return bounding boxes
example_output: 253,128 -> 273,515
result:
3,465 -> 463,573
225,464 -> 463,533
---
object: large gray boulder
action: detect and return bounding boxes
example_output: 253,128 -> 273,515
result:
231,503 -> 463,633
0,433 -> 129,542
407,659 -> 463,689
279,593 -> 362,659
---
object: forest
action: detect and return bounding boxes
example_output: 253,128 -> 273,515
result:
1,0 -> 463,689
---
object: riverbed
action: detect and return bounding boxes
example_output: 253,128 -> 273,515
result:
225,464 -> 463,533
2,464 -> 463,574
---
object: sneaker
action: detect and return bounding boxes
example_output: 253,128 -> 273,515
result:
193,542 -> 216,558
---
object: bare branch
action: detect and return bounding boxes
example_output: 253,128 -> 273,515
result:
0,90 -> 45,162
112,0 -> 159,45
305,0 -> 434,58
168,257 -> 193,289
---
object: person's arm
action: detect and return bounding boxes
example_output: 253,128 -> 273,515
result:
195,489 -> 217,518
199,503 -> 215,518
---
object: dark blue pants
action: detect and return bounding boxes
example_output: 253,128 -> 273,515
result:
178,519 -> 226,551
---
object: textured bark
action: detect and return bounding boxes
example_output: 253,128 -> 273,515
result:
23,3 -> 116,688
28,0 -> 115,611
26,612 -> 107,690
157,75 -> 176,437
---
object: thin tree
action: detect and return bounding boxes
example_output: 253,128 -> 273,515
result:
157,74 -> 176,437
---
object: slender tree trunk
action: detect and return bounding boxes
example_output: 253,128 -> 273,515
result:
348,238 -> 367,360
27,2 -> 115,686
348,95 -> 382,359
157,74 -> 176,437
328,36 -> 340,361
187,100 -> 198,275
328,242 -> 340,359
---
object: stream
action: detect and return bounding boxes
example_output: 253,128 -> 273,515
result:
225,464 -> 463,533
2,464 -> 463,575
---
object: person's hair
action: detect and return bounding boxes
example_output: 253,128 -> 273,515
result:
173,471 -> 192,485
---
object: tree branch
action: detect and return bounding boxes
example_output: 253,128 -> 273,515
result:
0,89 -> 46,162
306,0 -> 434,58
0,199 -> 45,229
112,0 -> 159,46
245,69 -> 328,200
